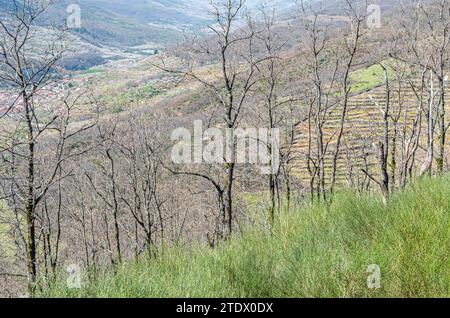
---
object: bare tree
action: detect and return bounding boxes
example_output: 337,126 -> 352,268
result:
330,0 -> 367,197
155,0 -> 266,237
391,0 -> 449,175
0,0 -> 96,293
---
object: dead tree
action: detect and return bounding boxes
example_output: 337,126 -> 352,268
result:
330,0 -> 367,197
363,64 -> 391,204
155,0 -> 265,237
85,121 -> 123,267
392,0 -> 449,175
252,7 -> 289,225
0,0 -> 94,293
298,0 -> 331,202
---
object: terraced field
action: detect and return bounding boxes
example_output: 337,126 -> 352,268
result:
291,80 -> 450,189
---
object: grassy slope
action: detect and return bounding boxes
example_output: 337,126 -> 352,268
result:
349,63 -> 395,94
43,177 -> 450,298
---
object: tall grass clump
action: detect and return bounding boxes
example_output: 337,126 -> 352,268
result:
42,176 -> 450,298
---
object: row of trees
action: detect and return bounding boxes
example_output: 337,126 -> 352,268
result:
0,0 -> 448,296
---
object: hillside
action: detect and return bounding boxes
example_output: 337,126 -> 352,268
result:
0,0 -> 296,70
45,0 -> 211,47
56,0 -> 296,48
42,176 -> 450,298
0,0 -> 295,48
0,0 -> 209,48
1,0 -> 449,300
291,74 -> 450,187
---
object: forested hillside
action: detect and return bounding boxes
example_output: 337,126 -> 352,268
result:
0,0 -> 449,298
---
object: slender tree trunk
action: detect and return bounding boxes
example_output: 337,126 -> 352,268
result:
437,76 -> 446,173
269,173 -> 276,226
421,72 -> 435,176
106,149 -> 122,264
381,66 -> 391,203
24,93 -> 37,294
226,162 -> 235,236
390,122 -> 398,190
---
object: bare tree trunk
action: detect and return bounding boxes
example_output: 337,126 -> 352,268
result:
381,66 -> 391,202
226,162 -> 235,236
330,6 -> 364,197
420,72 -> 436,176
106,148 -> 122,264
24,93 -> 37,294
436,75 -> 446,173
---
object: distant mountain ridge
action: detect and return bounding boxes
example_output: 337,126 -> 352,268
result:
0,0 -> 211,47
63,0 -> 296,47
49,0 -> 211,47
0,0 -> 297,48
